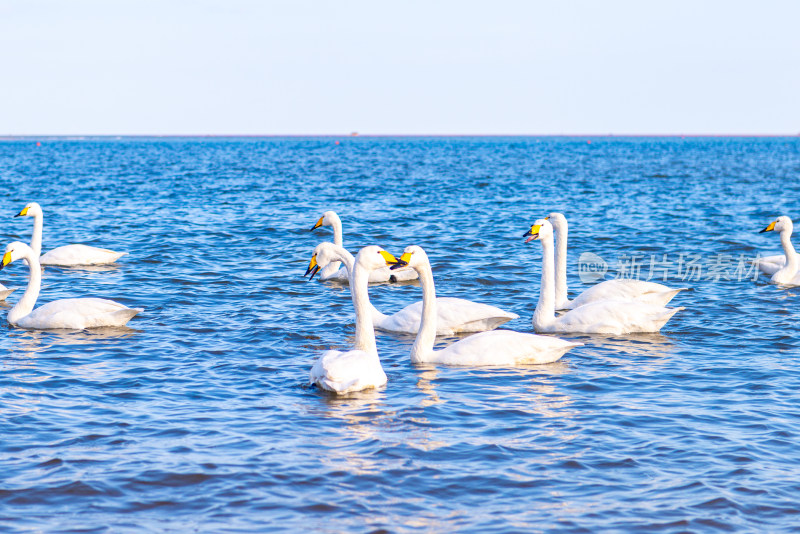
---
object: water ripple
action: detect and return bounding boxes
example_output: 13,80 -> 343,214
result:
0,137 -> 799,532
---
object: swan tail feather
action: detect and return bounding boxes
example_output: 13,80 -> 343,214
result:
654,287 -> 688,306
0,288 -> 16,300
108,307 -> 142,326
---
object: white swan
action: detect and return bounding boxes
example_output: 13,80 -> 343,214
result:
310,210 -> 418,283
759,216 -> 800,285
388,245 -> 580,366
307,242 -> 518,335
526,219 -> 683,334
544,212 -> 686,310
0,242 -> 141,330
754,216 -> 799,279
15,202 -> 126,266
309,245 -> 398,394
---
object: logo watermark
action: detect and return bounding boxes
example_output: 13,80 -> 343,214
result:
578,252 -> 608,283
576,252 -> 762,283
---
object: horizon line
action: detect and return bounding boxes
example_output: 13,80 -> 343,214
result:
1,133 -> 799,140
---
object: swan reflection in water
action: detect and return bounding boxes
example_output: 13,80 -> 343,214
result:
414,357 -> 574,415
3,326 -> 142,380
570,332 -> 676,360
44,263 -> 123,273
1,326 -> 141,417
7,325 -> 140,350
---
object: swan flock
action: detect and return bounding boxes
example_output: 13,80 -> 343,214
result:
1,202 -> 791,396
303,209 -> 792,394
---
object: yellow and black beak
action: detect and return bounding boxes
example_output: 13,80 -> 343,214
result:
760,221 -> 777,233
310,216 -> 324,231
388,251 -> 411,270
14,207 -> 29,218
378,250 -> 399,268
0,251 -> 12,270
523,224 -> 542,243
305,254 -> 321,280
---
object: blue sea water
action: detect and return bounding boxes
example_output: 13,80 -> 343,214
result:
1,136 -> 800,532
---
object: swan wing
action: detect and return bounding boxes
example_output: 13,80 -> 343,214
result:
555,300 -> 683,334
567,279 -> 684,309
40,244 -> 126,266
430,330 -> 580,366
754,254 -> 786,275
376,297 -> 518,335
310,349 -> 387,394
16,298 -> 141,330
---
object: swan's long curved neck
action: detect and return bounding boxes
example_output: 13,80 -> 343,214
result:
533,234 -> 556,329
331,218 -> 343,248
328,218 -> 344,272
410,262 -> 437,364
553,222 -> 569,307
332,247 -> 386,322
780,229 -> 799,272
350,262 -> 378,357
9,250 -> 41,325
30,214 -> 43,256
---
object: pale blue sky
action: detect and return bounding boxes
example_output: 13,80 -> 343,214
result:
2,0 -> 799,135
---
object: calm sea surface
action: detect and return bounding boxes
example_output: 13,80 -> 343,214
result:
1,137 -> 799,532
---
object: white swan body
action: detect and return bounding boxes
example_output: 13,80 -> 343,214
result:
308,242 -> 518,335
16,202 -> 126,266
1,242 -> 141,330
390,245 -> 580,366
310,210 -> 418,283
308,245 -> 397,394
546,212 -> 686,310
760,217 -> 800,285
526,220 -> 683,335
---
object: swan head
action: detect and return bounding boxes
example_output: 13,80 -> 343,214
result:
523,218 -> 553,243
310,210 -> 341,231
546,212 -> 567,231
305,242 -> 347,280
0,241 -> 33,269
388,245 -> 429,270
15,202 -> 42,218
355,245 -> 398,271
760,216 -> 793,235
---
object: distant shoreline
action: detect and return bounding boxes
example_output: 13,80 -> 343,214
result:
1,133 -> 799,140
